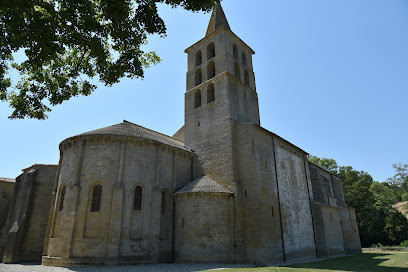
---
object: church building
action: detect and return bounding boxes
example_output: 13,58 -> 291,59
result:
1,3 -> 361,267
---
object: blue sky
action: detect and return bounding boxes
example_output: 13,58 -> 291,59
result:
0,0 -> 407,182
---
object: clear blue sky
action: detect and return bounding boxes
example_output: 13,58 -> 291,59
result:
1,0 -> 407,182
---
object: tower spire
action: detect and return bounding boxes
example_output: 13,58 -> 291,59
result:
206,1 -> 231,36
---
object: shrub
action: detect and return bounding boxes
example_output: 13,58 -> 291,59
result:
400,240 -> 408,247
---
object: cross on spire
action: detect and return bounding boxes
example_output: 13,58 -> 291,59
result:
206,1 -> 231,36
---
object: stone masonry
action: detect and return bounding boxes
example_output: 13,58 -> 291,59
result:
2,2 -> 361,267
0,165 -> 57,263
0,178 -> 15,235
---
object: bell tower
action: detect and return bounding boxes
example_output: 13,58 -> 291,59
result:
184,2 -> 260,188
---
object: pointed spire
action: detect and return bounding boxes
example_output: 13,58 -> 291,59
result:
206,1 -> 231,36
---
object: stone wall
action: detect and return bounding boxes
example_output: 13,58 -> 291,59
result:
174,193 -> 233,262
43,136 -> 193,266
308,163 -> 361,256
308,163 -> 334,206
274,138 -> 316,262
0,165 -> 57,263
235,123 -> 284,264
0,180 -> 14,235
339,206 -> 362,254
311,203 -> 345,257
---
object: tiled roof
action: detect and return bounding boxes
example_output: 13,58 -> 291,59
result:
70,120 -> 193,153
0,177 -> 15,183
174,176 -> 233,195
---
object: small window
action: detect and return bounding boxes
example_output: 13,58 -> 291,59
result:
195,90 -> 202,108
234,62 -> 241,80
195,69 -> 202,86
244,70 -> 250,86
90,185 -> 102,212
134,186 -> 143,210
161,191 -> 166,215
1,192 -> 8,198
207,83 -> 215,103
58,185 -> 66,211
242,52 -> 247,65
233,44 -> 238,59
196,50 -> 202,66
207,61 -> 215,79
207,43 -> 215,60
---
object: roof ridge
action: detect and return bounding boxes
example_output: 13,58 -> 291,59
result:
122,120 -> 186,144
68,120 -> 194,153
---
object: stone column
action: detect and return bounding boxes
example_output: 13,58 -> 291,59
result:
107,140 -> 126,263
63,139 -> 85,259
149,190 -> 162,262
149,144 -> 163,262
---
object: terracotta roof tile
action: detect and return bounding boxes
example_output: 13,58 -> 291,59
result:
71,120 -> 193,153
174,176 -> 233,195
0,177 -> 15,183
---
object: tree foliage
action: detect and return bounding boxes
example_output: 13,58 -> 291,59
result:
309,155 -> 408,247
0,0 -> 216,119
308,155 -> 338,174
387,163 -> 408,202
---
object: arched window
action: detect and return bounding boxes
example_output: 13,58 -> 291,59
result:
195,90 -> 202,108
207,43 -> 215,60
90,185 -> 102,212
196,50 -> 202,67
134,186 -> 143,210
234,62 -> 241,80
58,184 -> 66,211
1,192 -> 8,198
207,61 -> 215,79
161,191 -> 166,215
207,83 -> 215,103
195,69 -> 202,86
244,70 -> 250,86
233,44 -> 238,59
242,52 -> 247,65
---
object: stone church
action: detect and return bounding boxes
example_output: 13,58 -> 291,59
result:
0,3 -> 361,267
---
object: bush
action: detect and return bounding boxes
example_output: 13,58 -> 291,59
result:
400,240 -> 408,247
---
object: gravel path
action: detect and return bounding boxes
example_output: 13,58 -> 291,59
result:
0,263 -> 253,272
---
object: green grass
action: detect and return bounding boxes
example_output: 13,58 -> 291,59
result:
215,252 -> 408,272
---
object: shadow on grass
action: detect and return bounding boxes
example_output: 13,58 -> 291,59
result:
284,253 -> 408,272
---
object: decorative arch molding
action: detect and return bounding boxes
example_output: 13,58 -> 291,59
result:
207,42 -> 215,60
87,181 -> 105,213
233,43 -> 238,59
196,50 -> 202,66
207,60 -> 216,80
133,185 -> 143,211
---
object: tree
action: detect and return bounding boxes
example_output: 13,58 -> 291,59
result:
307,155 -> 338,174
0,0 -> 216,119
387,163 -> 408,201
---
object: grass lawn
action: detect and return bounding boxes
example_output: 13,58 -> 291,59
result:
216,252 -> 408,272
